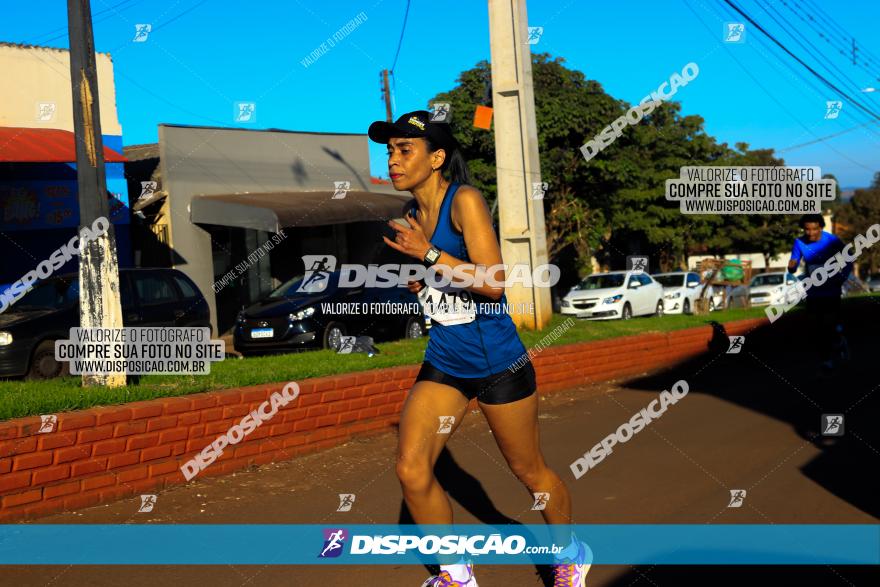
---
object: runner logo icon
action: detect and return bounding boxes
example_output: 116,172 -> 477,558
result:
724,22 -> 745,43
825,101 -> 843,119
38,414 -> 57,434
531,492 -> 550,510
821,414 -> 844,436
298,255 -> 337,292
138,495 -> 157,513
430,103 -> 451,123
627,256 -> 648,274
333,181 -> 350,199
531,182 -> 548,200
728,489 -> 746,508
337,494 -> 356,512
727,336 -> 745,354
319,529 -> 348,558
437,416 -> 455,434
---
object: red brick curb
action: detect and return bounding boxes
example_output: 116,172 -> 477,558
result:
0,317 -> 766,521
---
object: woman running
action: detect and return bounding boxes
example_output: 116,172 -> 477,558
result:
369,110 -> 591,587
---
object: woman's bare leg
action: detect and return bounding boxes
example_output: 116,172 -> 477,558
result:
480,393 -> 572,545
396,380 -> 470,524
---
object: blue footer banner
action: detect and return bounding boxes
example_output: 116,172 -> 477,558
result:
0,524 -> 877,565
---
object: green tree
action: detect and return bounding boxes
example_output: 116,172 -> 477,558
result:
430,55 -> 622,278
429,54 -> 817,279
834,172 -> 880,276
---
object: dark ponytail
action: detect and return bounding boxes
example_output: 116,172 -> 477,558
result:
425,137 -> 471,185
444,148 -> 472,185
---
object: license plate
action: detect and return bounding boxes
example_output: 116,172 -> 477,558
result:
250,328 -> 274,339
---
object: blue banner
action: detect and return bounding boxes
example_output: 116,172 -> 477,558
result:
0,524 -> 877,565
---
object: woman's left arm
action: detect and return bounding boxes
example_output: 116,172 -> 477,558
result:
445,187 -> 505,300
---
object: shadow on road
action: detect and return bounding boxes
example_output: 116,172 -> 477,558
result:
387,297 -> 878,586
625,297 -> 879,520
601,298 -> 880,585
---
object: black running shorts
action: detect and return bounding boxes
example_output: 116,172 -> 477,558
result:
414,360 -> 537,405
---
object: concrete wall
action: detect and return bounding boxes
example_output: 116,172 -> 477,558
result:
0,43 -> 122,135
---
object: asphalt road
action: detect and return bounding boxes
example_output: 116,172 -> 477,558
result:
5,302 -> 879,586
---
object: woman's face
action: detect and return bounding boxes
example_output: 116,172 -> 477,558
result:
386,137 -> 444,191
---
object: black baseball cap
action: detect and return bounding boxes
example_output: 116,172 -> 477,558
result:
368,110 -> 458,150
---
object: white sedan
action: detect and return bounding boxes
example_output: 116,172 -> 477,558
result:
652,271 -> 708,314
561,271 -> 664,320
748,272 -> 800,307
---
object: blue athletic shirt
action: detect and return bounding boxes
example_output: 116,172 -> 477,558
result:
789,231 -> 851,297
410,183 -> 528,378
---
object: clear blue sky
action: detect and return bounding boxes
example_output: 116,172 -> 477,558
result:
4,0 -> 880,188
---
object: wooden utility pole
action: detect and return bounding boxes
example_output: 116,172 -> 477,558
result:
67,0 -> 126,387
487,0 -> 551,329
381,69 -> 393,122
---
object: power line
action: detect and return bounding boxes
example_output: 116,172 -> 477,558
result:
709,0 -> 880,150
30,0 -> 143,45
779,120 -> 880,153
38,0 -> 211,44
150,0 -> 212,34
711,0 -> 848,108
681,0 -> 876,172
390,0 -> 411,73
752,0 -> 880,119
721,0 -> 880,123
799,0 -> 880,66
783,0 -> 880,78
712,0 -> 880,146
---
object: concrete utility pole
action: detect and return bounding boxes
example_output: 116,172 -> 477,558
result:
487,0 -> 551,330
67,0 -> 126,387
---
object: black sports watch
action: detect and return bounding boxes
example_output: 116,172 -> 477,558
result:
423,246 -> 442,266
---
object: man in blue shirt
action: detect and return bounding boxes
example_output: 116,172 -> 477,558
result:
787,214 -> 852,368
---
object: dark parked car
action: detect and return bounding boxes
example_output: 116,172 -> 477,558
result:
233,270 -> 428,356
0,268 -> 210,379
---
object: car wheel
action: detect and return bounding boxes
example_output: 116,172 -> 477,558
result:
683,299 -> 691,315
622,303 -> 633,320
655,300 -> 664,317
27,340 -> 69,380
322,321 -> 346,350
404,315 -> 425,339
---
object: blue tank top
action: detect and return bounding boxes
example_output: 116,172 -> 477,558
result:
411,183 -> 528,377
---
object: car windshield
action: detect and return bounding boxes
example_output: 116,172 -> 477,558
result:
654,274 -> 685,288
8,278 -> 79,311
578,274 -> 625,289
268,272 -> 338,298
751,274 -> 784,287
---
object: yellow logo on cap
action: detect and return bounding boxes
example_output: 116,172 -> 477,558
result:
407,116 -> 425,130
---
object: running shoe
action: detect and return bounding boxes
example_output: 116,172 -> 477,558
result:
553,537 -> 592,587
420,564 -> 478,586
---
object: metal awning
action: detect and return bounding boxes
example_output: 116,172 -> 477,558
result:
190,191 -> 412,233
0,127 -> 128,163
